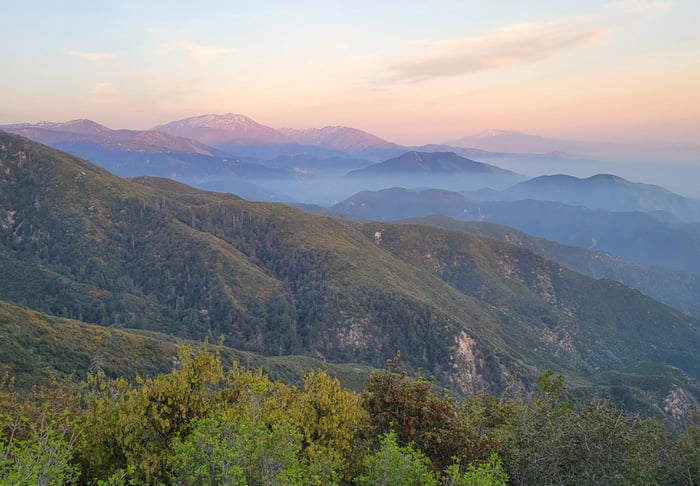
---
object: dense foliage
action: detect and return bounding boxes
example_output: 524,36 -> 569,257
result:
0,348 -> 698,485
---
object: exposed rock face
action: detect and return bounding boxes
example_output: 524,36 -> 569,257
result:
663,383 -> 698,424
449,331 -> 486,394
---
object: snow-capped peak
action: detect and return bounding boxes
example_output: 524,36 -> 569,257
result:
161,113 -> 259,131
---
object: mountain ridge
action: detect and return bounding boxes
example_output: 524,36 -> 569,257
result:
2,119 -> 111,134
344,151 -> 525,192
154,113 -> 291,146
492,174 -> 700,222
0,297 -> 376,392
348,151 -> 517,176
331,187 -> 700,275
397,215 -> 700,320
278,126 -> 402,153
0,120 -> 225,156
2,114 -> 566,166
1,132 -> 700,418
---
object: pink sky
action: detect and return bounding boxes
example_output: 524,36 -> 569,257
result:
1,1 -> 698,147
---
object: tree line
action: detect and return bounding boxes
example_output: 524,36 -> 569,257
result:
0,348 -> 698,485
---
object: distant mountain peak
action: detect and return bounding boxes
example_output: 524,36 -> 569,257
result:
57,119 -> 111,132
586,173 -> 627,183
349,150 -> 519,178
279,125 -> 399,153
154,113 -> 289,146
3,119 -> 111,134
161,113 -> 259,130
394,150 -> 480,166
475,129 -> 526,138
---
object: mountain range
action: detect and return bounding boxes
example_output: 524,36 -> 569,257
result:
3,115 -> 490,161
152,113 -> 408,159
330,187 -> 700,275
474,174 -> 700,223
6,115 -> 698,168
1,116 -> 541,205
5,116 -> 700,274
2,119 -> 223,155
1,131 -> 699,420
0,118 -> 320,202
153,113 -> 542,160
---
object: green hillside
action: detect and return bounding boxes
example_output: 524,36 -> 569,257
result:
0,299 -> 375,392
0,131 -> 520,394
400,215 -> 700,319
358,222 -> 700,377
1,131 -> 700,418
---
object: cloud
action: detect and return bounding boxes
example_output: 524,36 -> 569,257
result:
156,41 -> 233,63
388,20 -> 608,82
70,51 -> 118,61
610,0 -> 672,14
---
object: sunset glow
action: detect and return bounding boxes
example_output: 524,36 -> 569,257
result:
1,1 -> 698,146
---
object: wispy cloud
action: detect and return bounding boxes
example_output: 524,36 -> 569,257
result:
70,51 -> 118,61
610,0 -> 673,14
156,41 -> 233,63
388,19 -> 608,82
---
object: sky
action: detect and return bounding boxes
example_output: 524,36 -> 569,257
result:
1,0 -> 699,146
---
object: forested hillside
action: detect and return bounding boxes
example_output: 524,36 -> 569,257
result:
1,131 -> 700,412
400,215 -> 700,320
